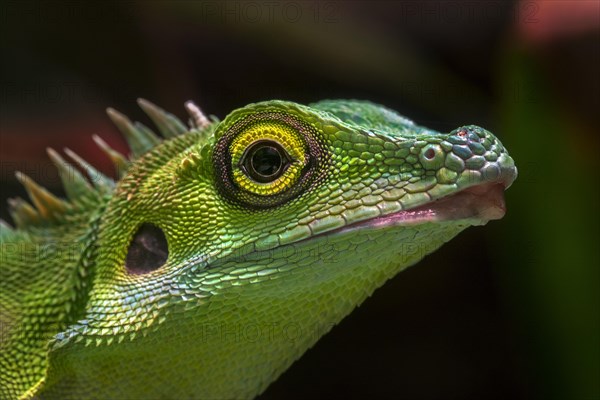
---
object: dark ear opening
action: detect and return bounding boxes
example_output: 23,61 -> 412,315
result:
125,223 -> 168,274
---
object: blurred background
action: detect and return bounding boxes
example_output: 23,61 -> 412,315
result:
1,1 -> 598,399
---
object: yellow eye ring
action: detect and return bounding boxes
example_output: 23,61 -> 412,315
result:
229,121 -> 306,196
213,111 -> 327,209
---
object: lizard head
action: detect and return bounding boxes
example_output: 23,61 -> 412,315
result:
41,100 -> 516,397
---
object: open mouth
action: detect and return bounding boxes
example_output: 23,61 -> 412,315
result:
339,182 -> 508,234
388,182 -> 505,224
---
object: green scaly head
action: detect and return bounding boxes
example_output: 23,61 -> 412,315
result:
0,99 -> 516,398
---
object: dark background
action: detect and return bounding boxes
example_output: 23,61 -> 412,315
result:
1,1 -> 598,399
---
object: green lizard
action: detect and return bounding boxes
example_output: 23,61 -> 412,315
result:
0,99 -> 516,399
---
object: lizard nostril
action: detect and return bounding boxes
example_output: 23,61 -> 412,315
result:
126,223 -> 168,274
419,144 -> 445,170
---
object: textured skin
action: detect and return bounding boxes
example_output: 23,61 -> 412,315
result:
0,99 -> 517,399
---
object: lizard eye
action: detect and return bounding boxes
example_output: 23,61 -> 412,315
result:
240,140 -> 291,183
213,110 -> 327,209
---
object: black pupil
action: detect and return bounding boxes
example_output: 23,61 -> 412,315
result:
251,146 -> 282,177
242,140 -> 290,183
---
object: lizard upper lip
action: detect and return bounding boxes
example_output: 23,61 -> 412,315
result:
394,182 -> 507,224
341,181 -> 509,233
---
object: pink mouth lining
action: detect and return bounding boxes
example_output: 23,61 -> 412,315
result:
343,182 -> 507,232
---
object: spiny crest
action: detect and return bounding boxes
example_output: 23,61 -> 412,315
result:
91,136 -> 129,179
138,98 -> 188,139
15,172 -> 67,219
6,100 -> 212,230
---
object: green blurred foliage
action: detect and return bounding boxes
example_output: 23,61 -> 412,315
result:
497,47 -> 599,400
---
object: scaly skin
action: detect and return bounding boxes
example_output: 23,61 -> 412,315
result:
0,99 -> 517,399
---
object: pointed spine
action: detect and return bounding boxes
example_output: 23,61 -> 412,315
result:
47,148 -> 94,200
134,122 -> 160,143
8,198 -> 39,228
137,98 -> 187,138
106,108 -> 161,158
184,100 -> 210,130
92,135 -> 129,178
15,172 -> 67,220
64,148 -> 115,192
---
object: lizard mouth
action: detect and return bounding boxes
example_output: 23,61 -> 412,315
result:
340,182 -> 508,234
387,182 -> 505,224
